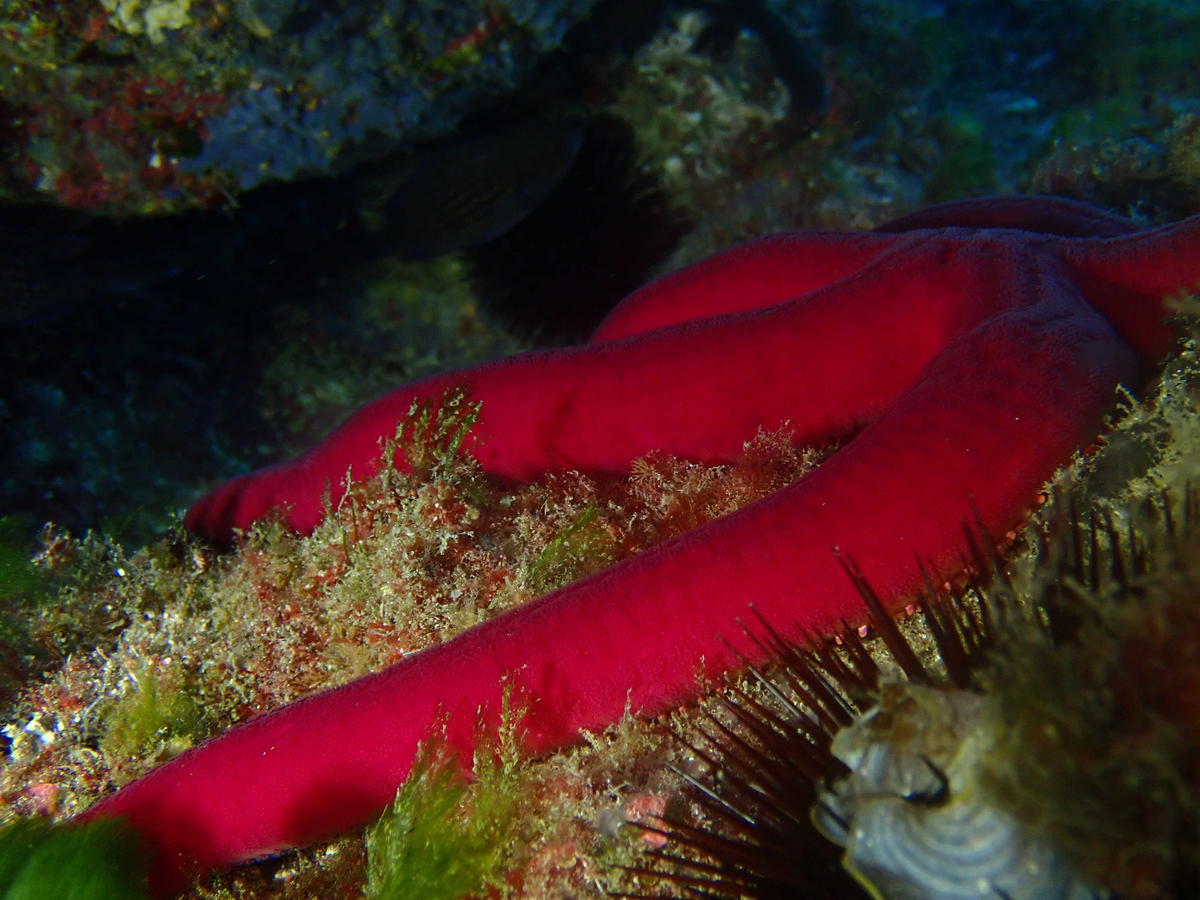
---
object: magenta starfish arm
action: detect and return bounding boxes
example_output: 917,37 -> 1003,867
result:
1060,216 -> 1200,363
587,194 -> 1146,343
93,199 -> 1198,895
590,231 -> 897,341
184,231 -> 932,541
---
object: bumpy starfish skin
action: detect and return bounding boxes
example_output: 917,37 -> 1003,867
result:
85,197 -> 1197,894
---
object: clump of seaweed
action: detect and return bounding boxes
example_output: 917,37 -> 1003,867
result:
0,815 -> 149,898
97,660 -> 205,783
364,697 -> 526,900
607,8 -> 791,213
256,256 -> 523,454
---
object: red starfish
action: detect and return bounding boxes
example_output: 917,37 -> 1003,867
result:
85,196 -> 1197,894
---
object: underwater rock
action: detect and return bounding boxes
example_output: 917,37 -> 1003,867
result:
182,0 -> 600,191
0,0 -> 602,214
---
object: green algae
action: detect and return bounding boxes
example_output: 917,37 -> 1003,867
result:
523,505 -> 617,595
365,703 -> 526,900
98,663 -> 205,779
99,0 -> 194,44
389,387 -> 483,481
0,518 -> 46,606
0,516 -> 51,690
0,817 -> 148,899
923,112 -> 999,203
258,256 -> 520,457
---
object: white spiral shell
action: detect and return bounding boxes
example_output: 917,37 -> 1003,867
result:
813,683 -> 1103,900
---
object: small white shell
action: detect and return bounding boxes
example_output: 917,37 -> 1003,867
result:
814,683 -> 1101,900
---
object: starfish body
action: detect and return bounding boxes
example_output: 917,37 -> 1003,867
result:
85,197 -> 1198,894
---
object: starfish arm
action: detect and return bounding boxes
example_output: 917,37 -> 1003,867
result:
1056,213 -> 1200,362
590,231 -> 898,341
589,196 -> 1162,346
875,194 -> 1142,238
186,236 -> 961,543
87,256 -> 1137,896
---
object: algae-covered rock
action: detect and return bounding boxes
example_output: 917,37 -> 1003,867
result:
0,0 -> 600,214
